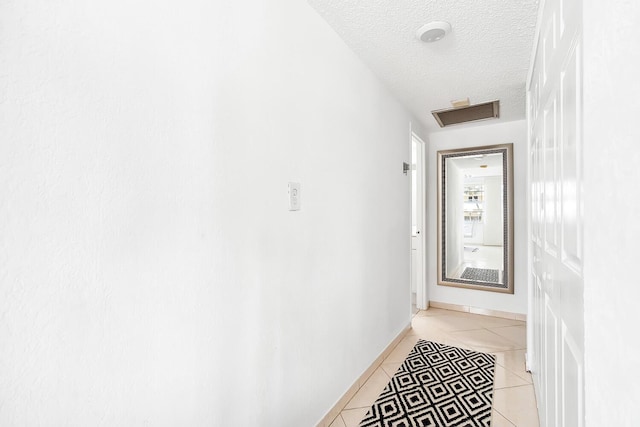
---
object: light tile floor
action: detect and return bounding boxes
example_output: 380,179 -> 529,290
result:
328,307 -> 539,427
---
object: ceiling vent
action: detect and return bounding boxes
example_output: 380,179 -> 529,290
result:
431,100 -> 500,128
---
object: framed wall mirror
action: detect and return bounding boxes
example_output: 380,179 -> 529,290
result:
437,144 -> 514,293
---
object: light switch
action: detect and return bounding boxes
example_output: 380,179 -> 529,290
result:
288,182 -> 300,211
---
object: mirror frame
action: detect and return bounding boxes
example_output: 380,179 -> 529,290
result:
436,143 -> 514,293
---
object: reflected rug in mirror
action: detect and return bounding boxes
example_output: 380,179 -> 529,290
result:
461,267 -> 499,283
358,340 -> 495,427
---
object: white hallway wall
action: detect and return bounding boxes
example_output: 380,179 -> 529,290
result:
426,120 -> 527,315
0,1 -> 423,425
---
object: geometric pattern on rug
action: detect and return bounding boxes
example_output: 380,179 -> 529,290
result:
358,340 -> 496,427
460,267 -> 500,283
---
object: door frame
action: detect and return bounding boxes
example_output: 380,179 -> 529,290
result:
410,128 -> 427,310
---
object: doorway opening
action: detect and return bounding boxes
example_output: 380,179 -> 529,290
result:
411,132 -> 426,312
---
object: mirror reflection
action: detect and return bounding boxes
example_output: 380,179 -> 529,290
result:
437,144 -> 514,293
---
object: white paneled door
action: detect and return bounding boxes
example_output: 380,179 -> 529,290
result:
528,0 -> 584,425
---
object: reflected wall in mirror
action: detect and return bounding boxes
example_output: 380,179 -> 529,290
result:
437,144 -> 514,293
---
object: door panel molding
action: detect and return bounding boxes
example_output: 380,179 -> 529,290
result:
527,0 -> 584,425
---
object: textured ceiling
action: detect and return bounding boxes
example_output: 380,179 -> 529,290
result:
308,0 -> 539,133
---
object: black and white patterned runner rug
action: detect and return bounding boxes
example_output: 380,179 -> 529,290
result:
460,267 -> 500,283
358,340 -> 496,427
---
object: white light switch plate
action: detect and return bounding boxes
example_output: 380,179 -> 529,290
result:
288,182 -> 300,211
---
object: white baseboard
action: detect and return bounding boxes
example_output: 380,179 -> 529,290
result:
316,323 -> 411,427
429,300 -> 526,322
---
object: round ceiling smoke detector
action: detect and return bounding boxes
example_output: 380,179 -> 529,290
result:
416,21 -> 452,43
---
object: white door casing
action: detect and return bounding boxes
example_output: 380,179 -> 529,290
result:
412,132 -> 427,310
527,0 -> 584,425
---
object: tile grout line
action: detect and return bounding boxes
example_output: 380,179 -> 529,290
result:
324,308 -> 535,426
493,407 -> 517,427
493,383 -> 538,426
481,326 -> 527,349
495,366 -> 533,384
343,369 -> 392,410
494,358 -> 533,384
316,323 -> 411,427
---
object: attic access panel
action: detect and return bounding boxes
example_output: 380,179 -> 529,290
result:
432,100 -> 500,127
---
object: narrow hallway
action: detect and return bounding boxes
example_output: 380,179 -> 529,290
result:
328,308 -> 537,427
